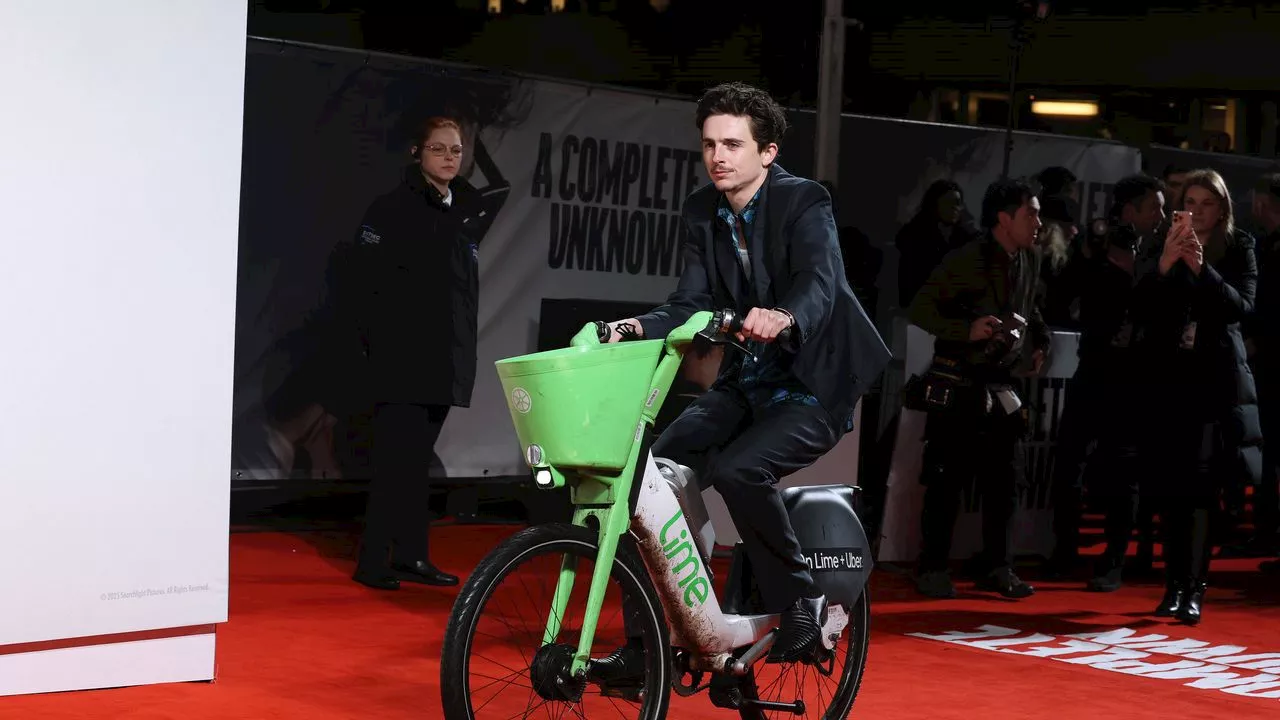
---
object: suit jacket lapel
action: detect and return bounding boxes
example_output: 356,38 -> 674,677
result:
700,198 -> 740,303
752,166 -> 779,305
713,220 -> 744,302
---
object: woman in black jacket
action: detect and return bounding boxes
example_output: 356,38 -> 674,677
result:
327,116 -> 484,591
895,180 -> 981,308
1137,169 -> 1262,625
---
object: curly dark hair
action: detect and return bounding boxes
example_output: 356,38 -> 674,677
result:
694,82 -> 788,151
981,177 -> 1036,230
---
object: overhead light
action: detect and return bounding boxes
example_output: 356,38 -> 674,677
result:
1031,100 -> 1099,117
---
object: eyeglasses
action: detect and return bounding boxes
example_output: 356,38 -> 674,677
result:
425,143 -> 464,158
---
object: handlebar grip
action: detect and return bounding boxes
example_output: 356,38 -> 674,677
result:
716,308 -> 794,347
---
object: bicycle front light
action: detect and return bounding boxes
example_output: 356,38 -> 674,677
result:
531,465 -> 565,490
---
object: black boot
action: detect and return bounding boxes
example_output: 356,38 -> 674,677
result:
1175,580 -> 1206,626
588,640 -> 645,685
767,594 -> 827,663
1154,580 -> 1186,617
976,567 -> 1035,599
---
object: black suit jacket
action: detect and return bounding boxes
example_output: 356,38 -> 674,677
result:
635,164 -> 891,431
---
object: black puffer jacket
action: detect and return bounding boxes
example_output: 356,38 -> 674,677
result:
324,165 -> 483,408
1135,228 -> 1263,486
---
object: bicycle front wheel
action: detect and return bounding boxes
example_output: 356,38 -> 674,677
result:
440,523 -> 672,720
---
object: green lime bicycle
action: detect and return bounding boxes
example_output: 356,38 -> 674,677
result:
441,309 -> 872,719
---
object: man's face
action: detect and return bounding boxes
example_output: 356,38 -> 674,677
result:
1002,196 -> 1042,250
1128,190 -> 1166,237
701,114 -> 777,198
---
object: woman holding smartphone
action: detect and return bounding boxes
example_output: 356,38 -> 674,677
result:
1137,169 -> 1261,625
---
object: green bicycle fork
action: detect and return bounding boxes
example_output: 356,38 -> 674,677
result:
517,312 -> 705,680
542,437 -> 644,679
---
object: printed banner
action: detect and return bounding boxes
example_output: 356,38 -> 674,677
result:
233,39 -> 707,481
232,39 -> 1139,489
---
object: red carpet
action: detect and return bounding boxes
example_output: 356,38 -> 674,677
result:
6,525 -> 1279,719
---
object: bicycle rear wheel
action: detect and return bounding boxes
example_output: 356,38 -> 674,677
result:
739,592 -> 871,720
440,523 -> 672,720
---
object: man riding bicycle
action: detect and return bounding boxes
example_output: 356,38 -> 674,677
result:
590,82 -> 891,676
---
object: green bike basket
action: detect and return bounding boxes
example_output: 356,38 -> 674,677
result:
495,339 -> 664,472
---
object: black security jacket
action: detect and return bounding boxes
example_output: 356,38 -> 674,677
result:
324,165 -> 483,408
635,165 -> 892,432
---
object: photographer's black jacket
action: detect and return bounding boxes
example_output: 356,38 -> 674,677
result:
1054,236 -> 1161,380
909,234 -> 1051,375
324,165 -> 483,408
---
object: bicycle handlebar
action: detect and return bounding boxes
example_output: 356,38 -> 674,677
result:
709,308 -> 793,348
570,308 -> 793,354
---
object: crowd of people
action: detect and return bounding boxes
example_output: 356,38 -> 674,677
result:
898,163 -> 1280,625
317,75 -> 1278,636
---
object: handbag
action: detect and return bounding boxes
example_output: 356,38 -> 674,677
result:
903,356 -> 975,413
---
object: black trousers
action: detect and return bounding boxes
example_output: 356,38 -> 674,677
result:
918,397 -> 1025,574
1257,380 -> 1279,541
357,402 -> 451,569
652,387 -> 839,612
1088,403 -> 1145,569
1150,416 -> 1221,583
1049,376 -> 1098,563
1050,372 -> 1153,566
621,387 -> 840,637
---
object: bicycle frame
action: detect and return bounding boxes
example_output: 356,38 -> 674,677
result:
532,312 -> 778,678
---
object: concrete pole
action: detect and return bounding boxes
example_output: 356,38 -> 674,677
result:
815,0 -> 845,187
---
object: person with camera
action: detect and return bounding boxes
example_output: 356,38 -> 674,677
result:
1136,169 -> 1261,624
907,178 -> 1050,600
1044,175 -> 1167,591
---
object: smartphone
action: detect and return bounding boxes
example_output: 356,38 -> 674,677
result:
1172,210 -> 1191,226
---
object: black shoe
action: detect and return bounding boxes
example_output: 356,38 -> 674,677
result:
391,560 -> 459,587
1086,560 -> 1123,593
353,566 -> 400,590
1175,581 -> 1205,626
1154,581 -> 1186,617
914,570 -> 957,599
767,594 -> 827,663
588,641 -> 646,685
976,567 -> 1035,599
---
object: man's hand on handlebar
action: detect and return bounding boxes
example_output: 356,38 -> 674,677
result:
598,318 -> 645,343
738,307 -> 794,344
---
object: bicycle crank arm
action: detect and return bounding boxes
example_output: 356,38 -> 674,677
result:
740,698 -> 806,715
727,629 -> 776,675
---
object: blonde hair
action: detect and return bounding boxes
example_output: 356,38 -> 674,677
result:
1181,168 -> 1235,239
1038,221 -> 1071,272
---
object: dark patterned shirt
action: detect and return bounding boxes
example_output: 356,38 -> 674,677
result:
716,190 -> 822,411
